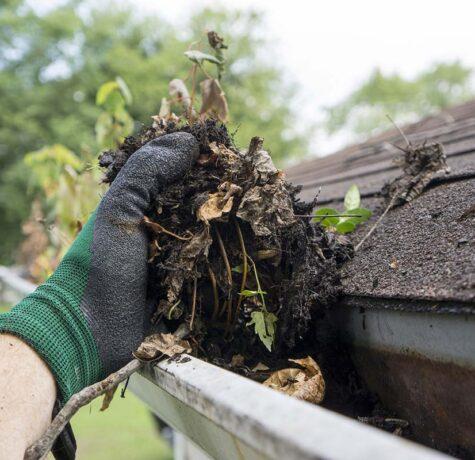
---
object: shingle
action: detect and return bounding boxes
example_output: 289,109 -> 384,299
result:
286,100 -> 475,305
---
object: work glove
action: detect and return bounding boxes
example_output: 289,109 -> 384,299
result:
0,132 -> 199,403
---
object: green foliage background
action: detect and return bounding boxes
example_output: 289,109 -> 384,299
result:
0,0 -> 307,263
325,62 -> 474,136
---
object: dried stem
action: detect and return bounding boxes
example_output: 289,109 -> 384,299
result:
355,196 -> 396,252
190,277 -> 198,330
25,359 -> 142,460
215,226 -> 233,329
234,220 -> 249,323
143,217 -> 192,241
215,227 -> 232,285
208,264 -> 220,321
189,64 -> 198,118
387,114 -> 410,148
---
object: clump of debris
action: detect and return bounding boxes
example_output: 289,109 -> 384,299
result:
100,119 -> 352,377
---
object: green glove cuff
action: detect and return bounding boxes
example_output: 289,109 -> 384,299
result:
0,212 -> 102,403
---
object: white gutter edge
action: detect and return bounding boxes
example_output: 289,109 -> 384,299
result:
130,355 -> 450,460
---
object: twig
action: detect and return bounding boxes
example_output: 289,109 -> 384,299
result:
208,264 -> 220,321
25,359 -> 142,460
234,220 -> 249,324
387,114 -> 410,148
354,196 -> 396,252
190,277 -> 198,330
143,217 -> 192,241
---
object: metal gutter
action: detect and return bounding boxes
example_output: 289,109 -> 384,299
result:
130,355 -> 449,460
0,265 -> 460,459
331,304 -> 475,455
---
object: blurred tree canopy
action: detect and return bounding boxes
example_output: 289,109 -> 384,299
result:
325,62 -> 474,136
0,0 -> 307,263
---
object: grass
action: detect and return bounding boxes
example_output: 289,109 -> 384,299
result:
73,389 -> 173,460
0,304 -> 172,460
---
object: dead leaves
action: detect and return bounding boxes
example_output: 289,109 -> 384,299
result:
134,333 -> 192,361
263,357 -> 325,404
197,181 -> 242,223
169,79 -> 191,111
200,78 -> 229,122
385,142 -> 450,207
237,181 -> 296,237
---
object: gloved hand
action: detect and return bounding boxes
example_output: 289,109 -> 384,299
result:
0,132 -> 199,403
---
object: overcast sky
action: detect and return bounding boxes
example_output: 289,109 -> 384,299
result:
36,0 -> 475,155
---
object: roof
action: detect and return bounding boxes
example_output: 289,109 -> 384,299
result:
286,100 -> 475,308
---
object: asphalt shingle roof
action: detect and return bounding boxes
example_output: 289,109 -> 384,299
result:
286,100 -> 475,307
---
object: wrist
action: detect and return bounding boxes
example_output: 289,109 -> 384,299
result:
0,213 -> 102,403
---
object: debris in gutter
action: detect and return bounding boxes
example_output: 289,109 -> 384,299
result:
263,356 -> 325,404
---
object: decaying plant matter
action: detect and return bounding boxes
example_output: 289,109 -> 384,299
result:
355,136 -> 450,252
100,119 -> 352,361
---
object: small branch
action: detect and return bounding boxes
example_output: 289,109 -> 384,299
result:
25,359 -> 142,460
355,196 -> 396,252
190,277 -> 198,330
387,114 -> 410,148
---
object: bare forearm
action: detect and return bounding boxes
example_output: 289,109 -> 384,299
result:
0,334 -> 56,459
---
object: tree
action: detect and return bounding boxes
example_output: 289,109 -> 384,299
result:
0,1 -> 307,263
325,62 -> 474,137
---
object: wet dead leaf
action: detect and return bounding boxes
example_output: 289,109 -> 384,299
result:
200,78 -> 229,122
197,192 -> 234,222
134,333 -> 192,361
237,180 -> 296,237
263,356 -> 325,404
197,182 -> 241,223
169,78 -> 191,110
250,148 -> 279,184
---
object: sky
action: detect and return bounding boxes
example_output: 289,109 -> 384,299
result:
35,0 -> 475,155
138,0 -> 475,154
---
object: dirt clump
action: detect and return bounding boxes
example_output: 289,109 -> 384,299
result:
100,119 -> 352,365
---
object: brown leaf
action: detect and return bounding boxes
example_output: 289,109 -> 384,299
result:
197,192 -> 234,223
134,333 -> 192,361
197,182 -> 241,223
263,356 -> 325,404
169,79 -> 191,110
237,179 -> 296,237
200,78 -> 229,122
